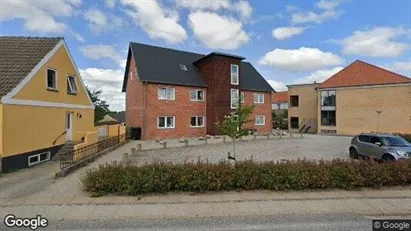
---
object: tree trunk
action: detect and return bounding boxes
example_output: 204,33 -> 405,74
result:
232,138 -> 236,159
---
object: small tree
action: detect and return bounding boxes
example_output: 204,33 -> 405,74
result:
86,86 -> 110,123
217,103 -> 254,159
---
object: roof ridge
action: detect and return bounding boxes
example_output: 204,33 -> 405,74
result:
355,59 -> 411,80
0,36 -> 63,40
130,41 -> 205,56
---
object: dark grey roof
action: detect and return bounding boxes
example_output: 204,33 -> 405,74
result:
122,42 -> 274,93
113,111 -> 125,123
0,36 -> 62,97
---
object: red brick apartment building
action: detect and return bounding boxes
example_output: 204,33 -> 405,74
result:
122,42 -> 274,140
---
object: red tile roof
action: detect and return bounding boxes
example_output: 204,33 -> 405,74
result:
317,60 -> 411,89
272,91 -> 288,103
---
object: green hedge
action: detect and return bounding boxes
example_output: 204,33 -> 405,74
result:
82,159 -> 411,197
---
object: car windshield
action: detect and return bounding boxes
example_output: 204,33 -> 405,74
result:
380,136 -> 410,146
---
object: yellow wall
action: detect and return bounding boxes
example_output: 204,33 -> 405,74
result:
288,84 -> 319,132
14,46 -> 91,106
2,104 -> 94,157
0,103 -> 2,156
318,84 -> 411,135
74,131 -> 98,150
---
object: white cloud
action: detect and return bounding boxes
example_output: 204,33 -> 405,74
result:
105,0 -> 116,9
272,27 -> 306,40
175,0 -> 230,11
293,66 -> 344,84
267,80 -> 288,92
188,11 -> 249,50
233,1 -> 253,20
80,68 -> 125,111
0,0 -> 79,33
176,0 -> 252,21
315,0 -> 342,10
259,47 -> 344,72
338,27 -> 408,57
80,44 -> 125,68
84,8 -> 123,34
291,9 -> 342,25
70,31 -> 85,42
384,60 -> 411,76
121,0 -> 187,44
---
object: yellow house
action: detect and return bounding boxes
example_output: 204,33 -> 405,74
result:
287,60 -> 411,135
0,36 -> 95,172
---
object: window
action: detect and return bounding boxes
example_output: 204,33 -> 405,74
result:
290,95 -> 299,107
231,64 -> 239,85
272,103 -> 279,110
67,76 -> 78,94
254,93 -> 264,104
47,69 -> 57,90
28,151 -> 50,166
321,110 -> 336,126
369,136 -> 381,145
129,70 -> 133,80
240,92 -> 245,103
158,116 -> 175,128
190,89 -> 204,101
158,87 -> 175,100
190,116 -> 204,127
280,103 -> 288,109
231,89 -> 239,109
321,90 -> 336,106
255,115 -> 265,125
358,135 -> 370,143
180,64 -> 187,71
290,117 -> 299,129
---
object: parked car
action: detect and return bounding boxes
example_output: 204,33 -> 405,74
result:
349,133 -> 411,162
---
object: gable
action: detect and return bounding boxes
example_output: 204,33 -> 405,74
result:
1,41 -> 93,109
318,60 -> 411,89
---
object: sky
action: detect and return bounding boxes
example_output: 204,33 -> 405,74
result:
1,0 -> 410,111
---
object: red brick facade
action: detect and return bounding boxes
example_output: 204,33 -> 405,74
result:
126,53 -> 272,140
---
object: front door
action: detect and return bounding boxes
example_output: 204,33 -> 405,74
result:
66,112 -> 73,141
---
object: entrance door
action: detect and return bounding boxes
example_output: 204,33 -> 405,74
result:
66,112 -> 73,141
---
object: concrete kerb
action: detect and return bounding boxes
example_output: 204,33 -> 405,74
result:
54,141 -> 129,178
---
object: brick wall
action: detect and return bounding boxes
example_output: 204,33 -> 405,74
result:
243,91 -> 272,134
125,53 -> 145,132
196,56 -> 242,135
144,84 -> 207,140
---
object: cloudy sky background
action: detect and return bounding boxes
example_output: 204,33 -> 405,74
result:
1,0 -> 410,111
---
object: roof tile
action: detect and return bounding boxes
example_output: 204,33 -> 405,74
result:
317,60 -> 411,89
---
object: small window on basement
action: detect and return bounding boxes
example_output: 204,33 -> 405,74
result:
180,64 -> 188,71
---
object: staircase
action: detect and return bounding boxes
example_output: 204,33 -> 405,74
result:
299,118 -> 316,133
52,141 -> 79,160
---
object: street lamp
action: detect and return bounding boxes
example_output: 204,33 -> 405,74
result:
376,111 -> 383,133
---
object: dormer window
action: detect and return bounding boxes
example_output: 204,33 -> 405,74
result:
231,64 -> 239,85
180,64 -> 188,71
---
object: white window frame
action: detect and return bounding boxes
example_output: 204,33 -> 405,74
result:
190,89 -> 205,101
231,64 -> 239,85
46,68 -> 57,90
254,93 -> 264,104
190,116 -> 205,128
157,116 -> 175,129
129,70 -> 133,80
240,92 -> 245,103
67,76 -> 78,94
255,115 -> 265,126
158,87 -> 175,100
28,151 -> 51,167
231,88 -> 239,109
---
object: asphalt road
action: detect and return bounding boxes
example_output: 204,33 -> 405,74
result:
15,214 -> 382,231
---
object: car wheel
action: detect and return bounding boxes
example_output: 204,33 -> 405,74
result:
349,148 -> 359,159
382,154 -> 395,163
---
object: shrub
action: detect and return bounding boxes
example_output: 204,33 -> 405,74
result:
82,159 -> 411,197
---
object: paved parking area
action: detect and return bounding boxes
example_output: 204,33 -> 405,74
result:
130,134 -> 353,165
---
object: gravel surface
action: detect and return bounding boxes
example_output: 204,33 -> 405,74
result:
130,134 -> 353,165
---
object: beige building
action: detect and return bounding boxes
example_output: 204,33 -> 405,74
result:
287,60 -> 411,135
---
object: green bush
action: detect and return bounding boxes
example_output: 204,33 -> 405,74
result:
82,159 -> 411,197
